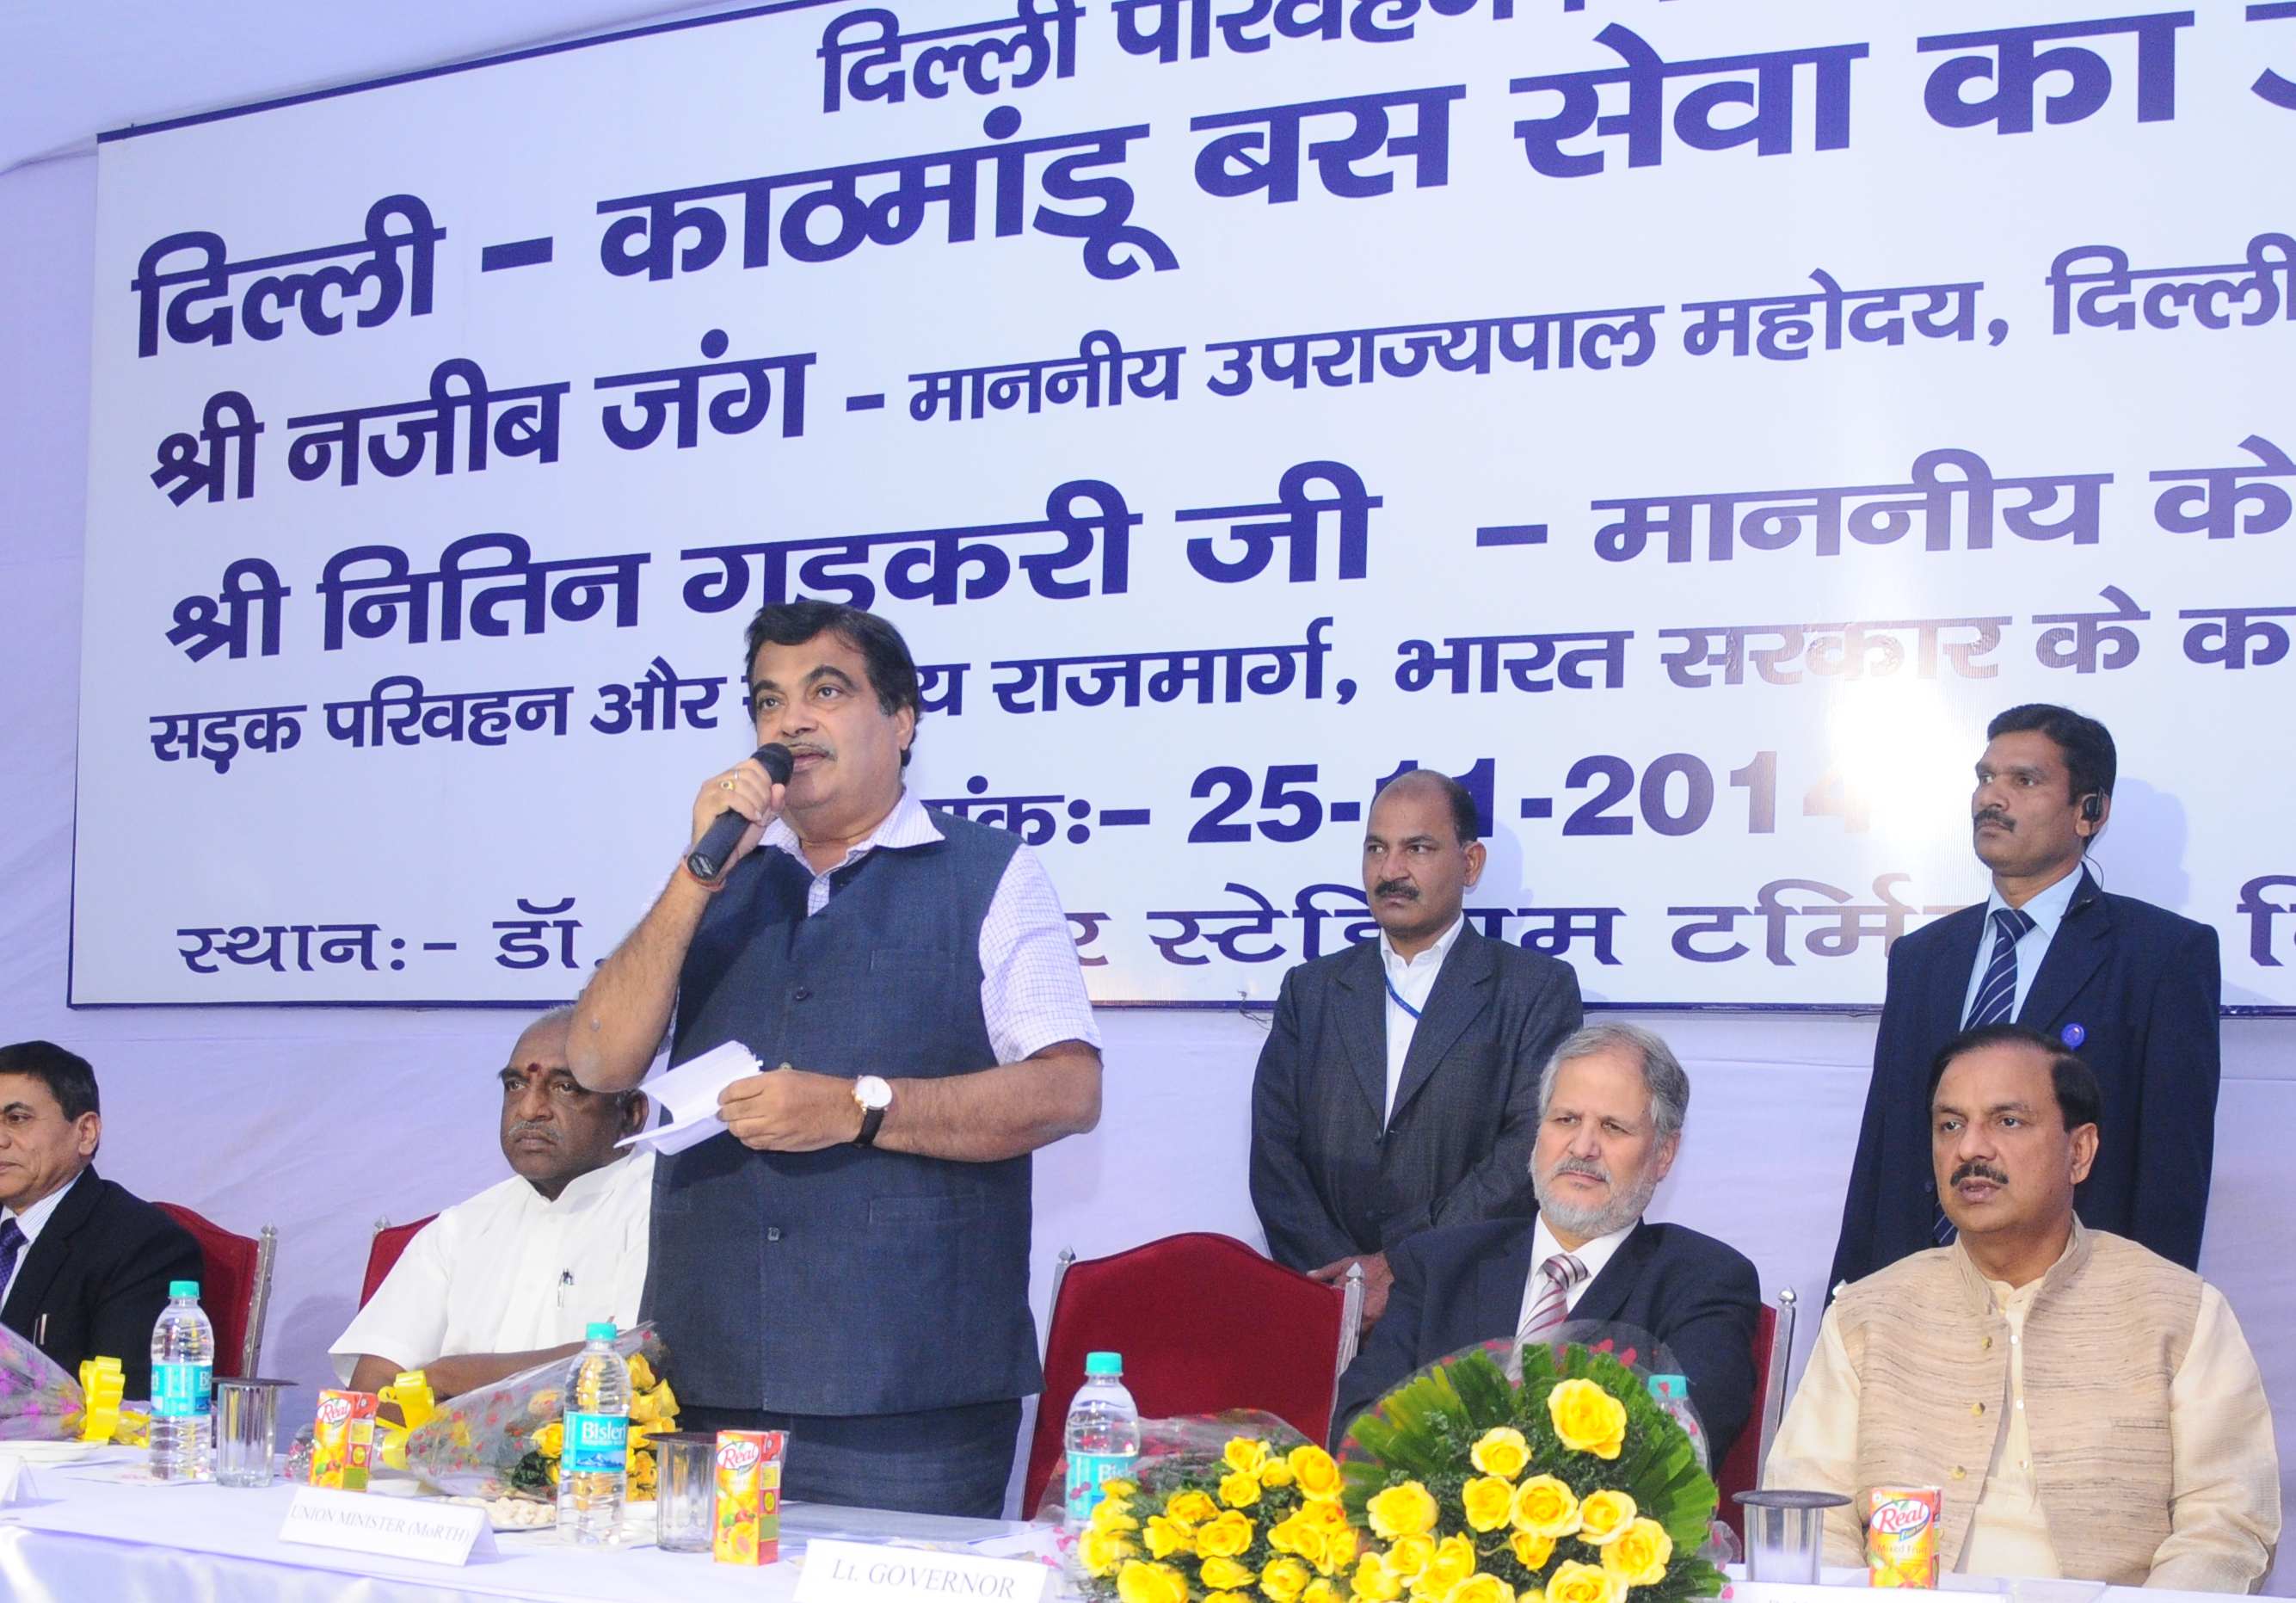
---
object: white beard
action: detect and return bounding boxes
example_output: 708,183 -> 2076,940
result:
1533,1165 -> 1661,1242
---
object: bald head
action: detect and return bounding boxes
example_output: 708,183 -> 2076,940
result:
1375,768 -> 1480,847
496,1007 -> 644,1199
509,1006 -> 576,1070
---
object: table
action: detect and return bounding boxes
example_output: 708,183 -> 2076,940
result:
0,1459 -> 2242,1603
0,1448 -> 1056,1603
1730,1573 -> 2213,1603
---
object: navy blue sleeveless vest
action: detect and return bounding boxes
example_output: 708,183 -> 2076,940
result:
641,811 -> 1041,1415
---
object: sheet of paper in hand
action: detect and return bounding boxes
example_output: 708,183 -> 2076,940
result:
615,1040 -> 764,1156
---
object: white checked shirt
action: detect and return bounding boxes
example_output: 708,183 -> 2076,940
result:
759,788 -> 1101,1063
1957,864 -> 2086,1026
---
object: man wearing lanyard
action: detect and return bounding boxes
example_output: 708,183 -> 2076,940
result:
1250,769 -> 1583,1329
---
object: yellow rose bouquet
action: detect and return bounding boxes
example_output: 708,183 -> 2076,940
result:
1336,1339 -> 1721,1603
1076,1427 -> 1364,1603
403,1323 -> 674,1502
509,1351 -> 680,1501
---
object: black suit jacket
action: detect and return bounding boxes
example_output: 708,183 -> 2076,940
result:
1250,928 -> 1582,1270
0,1168 -> 203,1398
1331,1215 -> 1762,1464
1829,870 -> 2220,1291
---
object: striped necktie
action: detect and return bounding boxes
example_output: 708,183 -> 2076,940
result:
0,1218 -> 22,1301
1935,907 -> 2041,1245
1517,1252 -> 1588,1346
1965,906 -> 2039,1028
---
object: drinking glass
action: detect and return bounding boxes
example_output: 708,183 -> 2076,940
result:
654,1432 -> 721,1553
1733,1489 -> 1851,1584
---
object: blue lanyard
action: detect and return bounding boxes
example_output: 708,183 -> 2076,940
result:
1383,971 -> 1422,1020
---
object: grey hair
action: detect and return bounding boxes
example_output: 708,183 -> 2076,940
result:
1536,1021 -> 1689,1139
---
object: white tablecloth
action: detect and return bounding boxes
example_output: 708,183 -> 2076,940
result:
1730,1570 -> 2219,1603
0,1461 -> 2239,1603
0,1450 -> 1050,1603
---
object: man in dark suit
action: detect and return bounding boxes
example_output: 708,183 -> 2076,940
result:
1828,704 -> 2220,1292
1332,1022 -> 1760,1460
0,1041 -> 200,1397
1251,769 -> 1582,1328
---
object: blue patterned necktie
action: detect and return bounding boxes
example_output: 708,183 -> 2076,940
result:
0,1218 -> 24,1301
1965,906 -> 2039,1028
1936,906 -> 2041,1245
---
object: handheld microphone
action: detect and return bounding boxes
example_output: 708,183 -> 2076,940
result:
686,743 -> 796,882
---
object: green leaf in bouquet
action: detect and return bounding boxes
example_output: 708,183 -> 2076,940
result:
1338,1345 -> 1516,1514
1667,1556 -> 1728,1598
507,1448 -> 555,1499
1345,1337 -> 1722,1598
1446,1346 -> 1518,1430
1545,1344 -> 1718,1556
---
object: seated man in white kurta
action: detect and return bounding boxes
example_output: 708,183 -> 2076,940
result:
330,1008 -> 652,1399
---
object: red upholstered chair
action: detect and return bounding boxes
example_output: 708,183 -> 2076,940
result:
360,1215 -> 438,1308
152,1204 -> 277,1380
1715,1289 -> 1799,1539
1021,1232 -> 1361,1519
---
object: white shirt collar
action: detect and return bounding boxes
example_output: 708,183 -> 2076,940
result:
1530,1210 -> 1638,1293
522,1151 -> 638,1212
1982,861 -> 2087,940
1380,912 -> 1466,977
760,786 -> 943,874
9,1166 -> 84,1243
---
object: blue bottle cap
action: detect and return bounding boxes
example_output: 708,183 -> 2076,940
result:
585,1322 -> 618,1342
1085,1351 -> 1123,1377
169,1280 -> 200,1298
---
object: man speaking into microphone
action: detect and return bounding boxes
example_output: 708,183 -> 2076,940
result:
569,601 -> 1101,1517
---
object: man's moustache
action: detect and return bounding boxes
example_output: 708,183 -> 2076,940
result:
508,1121 -> 559,1144
1550,1160 -> 1609,1184
1973,811 -> 2011,830
1951,1161 -> 2008,1186
1374,880 -> 1418,898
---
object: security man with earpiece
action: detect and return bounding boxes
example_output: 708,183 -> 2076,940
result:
1828,704 -> 2223,1289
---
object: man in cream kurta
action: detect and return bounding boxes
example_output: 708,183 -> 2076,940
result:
331,1009 -> 652,1398
1766,1024 -> 2278,1591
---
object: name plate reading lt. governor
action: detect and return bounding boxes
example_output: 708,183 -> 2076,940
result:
797,1538 -> 1051,1603
278,1486 -> 498,1568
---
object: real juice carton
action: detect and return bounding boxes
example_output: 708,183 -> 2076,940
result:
713,1429 -> 786,1564
1866,1484 -> 1943,1588
311,1389 -> 381,1491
